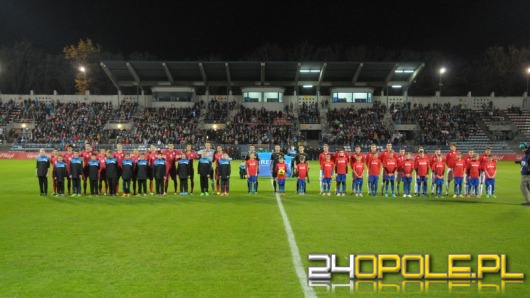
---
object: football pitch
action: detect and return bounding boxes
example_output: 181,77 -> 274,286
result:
1,159 -> 529,297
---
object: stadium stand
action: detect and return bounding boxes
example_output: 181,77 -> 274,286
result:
298,102 -> 321,124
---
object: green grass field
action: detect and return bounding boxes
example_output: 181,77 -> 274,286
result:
1,160 -> 529,297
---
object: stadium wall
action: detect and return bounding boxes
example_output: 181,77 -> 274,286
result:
0,93 -> 527,110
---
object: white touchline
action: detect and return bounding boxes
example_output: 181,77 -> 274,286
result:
272,180 -> 317,298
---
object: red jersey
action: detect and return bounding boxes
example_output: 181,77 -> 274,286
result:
80,150 -> 95,166
402,159 -> 414,178
453,159 -> 466,178
113,151 -> 125,166
432,161 -> 446,178
246,159 -> 259,176
383,157 -> 398,175
353,161 -> 365,179
214,152 -> 224,168
484,161 -> 496,178
445,150 -> 459,168
350,153 -> 365,165
51,156 -> 59,170
275,162 -> 287,179
335,156 -> 349,175
468,160 -> 481,178
479,153 -> 493,171
130,154 -> 139,164
430,154 -> 442,169
296,163 -> 309,179
396,153 -> 406,172
145,151 -> 158,167
319,152 -> 333,167
97,154 -> 107,171
63,151 -> 74,167
185,150 -> 200,169
322,161 -> 334,178
163,149 -> 180,168
415,157 -> 430,177
366,151 -> 379,166
368,159 -> 382,176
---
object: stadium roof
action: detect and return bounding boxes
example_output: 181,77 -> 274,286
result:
100,61 -> 424,92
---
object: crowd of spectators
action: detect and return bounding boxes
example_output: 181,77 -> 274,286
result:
324,102 -> 393,146
390,102 -> 416,124
116,105 -> 201,145
297,102 -> 320,124
203,106 -> 296,147
203,99 -> 237,123
413,103 -> 477,145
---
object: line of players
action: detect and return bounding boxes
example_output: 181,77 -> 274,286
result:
37,142 -> 234,197
316,143 -> 497,198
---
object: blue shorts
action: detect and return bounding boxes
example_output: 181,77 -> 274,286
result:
402,177 -> 412,183
434,178 -> 444,185
354,178 -> 363,185
336,174 -> 346,182
248,176 -> 257,183
385,175 -> 395,181
417,176 -> 428,183
323,178 -> 332,184
469,177 -> 479,187
369,175 -> 379,184
454,177 -> 463,184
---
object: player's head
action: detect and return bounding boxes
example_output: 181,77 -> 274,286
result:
67,145 -> 73,152
186,144 -> 192,151
488,154 -> 493,161
473,153 -> 479,160
222,153 -> 229,159
91,153 -> 97,160
53,149 -> 58,156
468,149 -> 474,155
150,144 -> 157,152
117,143 -> 122,151
457,152 -> 462,159
106,150 -> 113,157
249,145 -> 255,152
100,148 -> 106,154
388,149 -> 394,157
520,142 -> 529,152
435,147 -> 441,154
275,144 -> 281,152
370,144 -> 377,152
386,142 -> 392,150
125,152 -> 130,158
39,149 -> 46,155
355,146 -> 361,154
323,144 -> 329,152
450,143 -> 456,150
168,143 -> 174,150
74,150 -> 79,157
138,154 -> 145,160
58,155 -> 64,161
157,151 -> 163,158
400,147 -> 406,154
85,144 -> 91,150
300,156 -> 306,163
406,152 -> 411,159
181,152 -> 187,159
133,148 -> 139,154
485,146 -> 491,153
249,153 -> 255,159
339,148 -> 344,156
291,145 -> 295,150
279,155 -> 284,162
298,145 -> 304,152
418,148 -> 424,156
217,146 -> 223,152
205,142 -> 211,150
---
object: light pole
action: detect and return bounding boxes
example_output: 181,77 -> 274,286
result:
526,67 -> 530,97
79,66 -> 86,79
439,67 -> 446,96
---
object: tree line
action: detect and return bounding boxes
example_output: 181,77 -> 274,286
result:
1,38 -> 530,97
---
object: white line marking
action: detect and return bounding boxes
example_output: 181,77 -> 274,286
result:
272,180 -> 317,298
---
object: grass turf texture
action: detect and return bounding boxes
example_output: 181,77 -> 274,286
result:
0,160 -> 529,297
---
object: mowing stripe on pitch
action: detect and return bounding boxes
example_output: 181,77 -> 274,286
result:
272,180 -> 317,298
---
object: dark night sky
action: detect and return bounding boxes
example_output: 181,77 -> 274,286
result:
1,0 -> 530,60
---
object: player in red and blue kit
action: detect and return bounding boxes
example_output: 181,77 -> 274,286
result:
383,150 -> 398,197
401,152 -> 414,197
80,144 -> 96,195
113,143 -> 126,195
445,143 -> 459,196
453,152 -> 466,198
163,143 -> 180,195
185,144 -> 200,194
296,156 -> 309,195
334,148 -> 349,196
432,155 -> 446,198
321,154 -> 334,196
415,149 -> 430,197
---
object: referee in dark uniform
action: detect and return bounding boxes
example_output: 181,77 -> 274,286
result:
36,149 -> 50,196
270,144 -> 285,194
